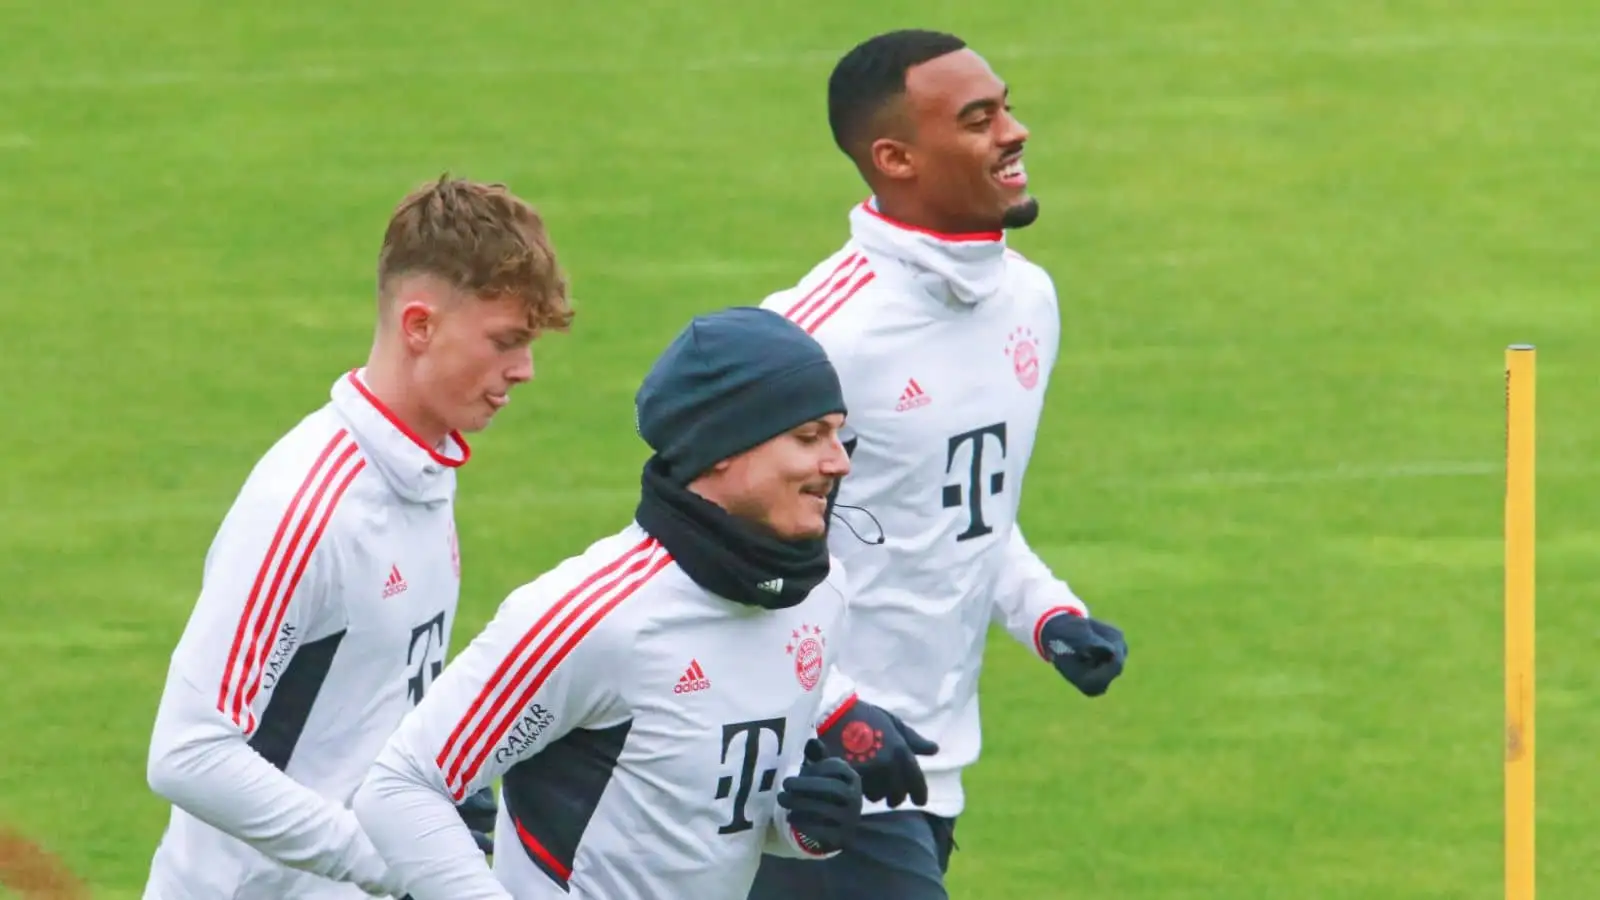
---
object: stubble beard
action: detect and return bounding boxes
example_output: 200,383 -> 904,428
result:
1000,196 -> 1041,230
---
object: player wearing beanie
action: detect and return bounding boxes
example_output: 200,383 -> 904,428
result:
353,307 -> 927,900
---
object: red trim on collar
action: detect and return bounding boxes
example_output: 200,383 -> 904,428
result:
346,371 -> 471,468
859,200 -> 1004,243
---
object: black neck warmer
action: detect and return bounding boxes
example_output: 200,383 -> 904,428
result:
634,457 -> 832,610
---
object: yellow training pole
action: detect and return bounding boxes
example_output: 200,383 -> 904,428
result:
1503,344 -> 1536,900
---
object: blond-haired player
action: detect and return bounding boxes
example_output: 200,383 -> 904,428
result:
142,176 -> 572,900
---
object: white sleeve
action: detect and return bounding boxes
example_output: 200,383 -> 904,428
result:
764,575 -> 855,861
989,527 -> 1091,659
814,563 -> 859,729
144,472 -> 398,895
353,575 -> 623,900
988,277 -> 1088,657
814,664 -> 858,731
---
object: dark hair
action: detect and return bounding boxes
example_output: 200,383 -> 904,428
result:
827,29 -> 968,159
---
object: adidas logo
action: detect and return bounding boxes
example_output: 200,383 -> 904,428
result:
894,378 -> 931,412
674,659 -> 711,694
382,564 -> 408,599
757,578 -> 784,594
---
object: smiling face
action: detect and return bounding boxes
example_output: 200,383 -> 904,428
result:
869,48 -> 1037,234
693,414 -> 852,542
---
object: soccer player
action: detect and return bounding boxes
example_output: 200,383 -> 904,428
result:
748,29 -> 1132,898
141,175 -> 573,900
351,307 -> 897,900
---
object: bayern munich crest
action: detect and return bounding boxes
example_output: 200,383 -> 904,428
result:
786,624 -> 826,691
1005,326 -> 1040,390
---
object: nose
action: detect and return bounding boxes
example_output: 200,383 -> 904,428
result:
821,435 -> 852,478
507,345 -> 534,384
999,108 -> 1029,147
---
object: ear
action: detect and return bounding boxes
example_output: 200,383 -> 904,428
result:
396,300 -> 437,350
869,137 -> 916,182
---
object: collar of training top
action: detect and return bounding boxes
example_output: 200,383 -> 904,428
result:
633,456 -> 831,611
329,369 -> 470,505
849,197 -> 1009,306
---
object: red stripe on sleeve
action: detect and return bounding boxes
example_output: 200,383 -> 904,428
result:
229,441 -> 364,730
240,455 -> 366,717
802,270 -> 875,334
449,551 -> 673,800
215,430 -> 351,729
784,253 -> 860,321
787,257 -> 870,331
434,537 -> 657,787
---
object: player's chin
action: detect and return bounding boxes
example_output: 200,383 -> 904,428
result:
455,404 -> 500,434
787,520 -> 827,542
776,499 -> 829,542
999,194 -> 1041,229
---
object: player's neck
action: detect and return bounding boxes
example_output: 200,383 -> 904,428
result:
870,193 -> 982,240
360,352 -> 450,449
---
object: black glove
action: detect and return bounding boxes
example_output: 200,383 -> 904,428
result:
458,786 -> 497,855
1039,613 -> 1128,697
818,698 -> 938,808
779,738 -> 863,854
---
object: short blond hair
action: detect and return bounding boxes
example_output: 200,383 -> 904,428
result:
377,174 -> 574,333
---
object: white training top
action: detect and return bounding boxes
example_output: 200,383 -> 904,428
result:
760,199 -> 1091,819
353,523 -> 859,900
142,369 -> 467,900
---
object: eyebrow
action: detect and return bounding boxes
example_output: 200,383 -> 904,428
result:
956,85 -> 1009,120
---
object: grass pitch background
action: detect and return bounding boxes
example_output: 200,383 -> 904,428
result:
2,1 -> 1597,897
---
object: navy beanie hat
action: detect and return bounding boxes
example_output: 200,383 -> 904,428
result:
635,307 -> 847,485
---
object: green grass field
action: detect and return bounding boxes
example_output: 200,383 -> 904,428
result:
3,1 -> 1597,897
